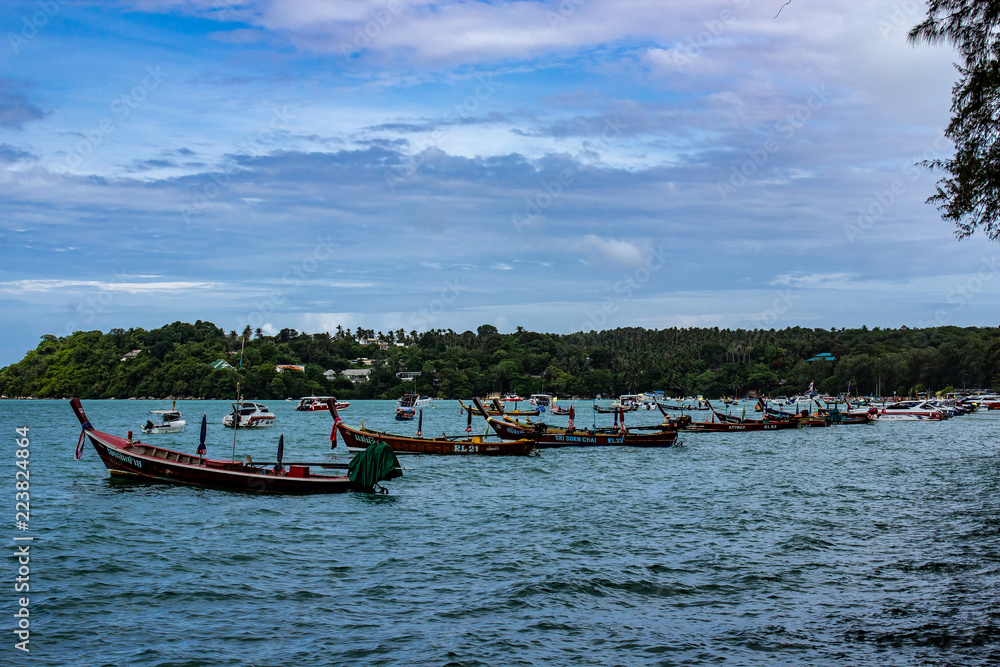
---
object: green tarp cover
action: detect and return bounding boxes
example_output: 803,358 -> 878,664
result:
348,441 -> 403,489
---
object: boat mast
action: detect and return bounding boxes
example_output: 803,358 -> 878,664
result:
231,336 -> 245,463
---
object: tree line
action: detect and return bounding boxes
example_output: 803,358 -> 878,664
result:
0,320 -> 997,400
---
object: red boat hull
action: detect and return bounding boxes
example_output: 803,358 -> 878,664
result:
683,420 -> 799,432
71,400 -> 369,493
337,422 -> 536,456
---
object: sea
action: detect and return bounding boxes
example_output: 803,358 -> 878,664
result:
1,398 -> 999,666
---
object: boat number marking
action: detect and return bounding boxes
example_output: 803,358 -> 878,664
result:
107,447 -> 142,469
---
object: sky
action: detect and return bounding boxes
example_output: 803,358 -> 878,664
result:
1,0 -> 998,367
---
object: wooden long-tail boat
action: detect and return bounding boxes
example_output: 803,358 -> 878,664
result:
70,398 -> 401,494
329,400 -> 537,456
459,398 -> 544,417
755,400 -> 830,427
656,400 -> 798,432
472,398 -> 680,448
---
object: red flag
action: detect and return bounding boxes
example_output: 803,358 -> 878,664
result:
330,421 -> 338,449
568,404 -> 575,429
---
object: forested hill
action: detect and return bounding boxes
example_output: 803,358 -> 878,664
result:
0,321 -> 997,400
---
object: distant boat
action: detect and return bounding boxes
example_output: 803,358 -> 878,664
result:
293,396 -> 350,412
329,401 -> 536,456
395,407 -> 416,421
459,399 -> 541,416
594,396 -> 640,413
141,402 -> 186,434
473,398 -> 680,448
222,401 -> 276,428
851,400 -> 946,421
397,393 -> 432,409
528,394 -> 552,410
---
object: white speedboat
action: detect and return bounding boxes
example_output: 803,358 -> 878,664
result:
141,406 -> 186,434
528,394 -> 552,410
222,401 -> 277,428
397,393 -> 432,409
293,396 -> 350,412
853,400 -> 947,421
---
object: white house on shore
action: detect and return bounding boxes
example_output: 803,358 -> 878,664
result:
339,368 -> 372,382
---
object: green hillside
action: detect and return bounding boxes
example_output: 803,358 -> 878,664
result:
1,321 -> 997,400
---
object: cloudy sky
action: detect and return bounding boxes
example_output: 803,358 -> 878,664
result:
1,0 -> 997,366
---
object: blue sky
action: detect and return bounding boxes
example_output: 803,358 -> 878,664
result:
1,0 -> 997,366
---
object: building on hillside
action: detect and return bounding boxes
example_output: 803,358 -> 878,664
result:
275,365 -> 305,373
210,359 -> 235,370
340,369 -> 372,382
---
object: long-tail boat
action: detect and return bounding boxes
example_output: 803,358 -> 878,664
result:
761,399 -> 875,426
459,398 -> 544,417
472,398 -> 681,448
70,398 -> 401,494
656,400 -> 798,432
329,400 -> 537,456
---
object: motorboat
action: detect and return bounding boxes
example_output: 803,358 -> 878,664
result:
528,394 -> 552,411
853,400 -> 946,421
397,393 -> 432,409
223,401 -> 277,428
141,404 -> 186,434
395,407 -> 416,420
293,396 -> 350,412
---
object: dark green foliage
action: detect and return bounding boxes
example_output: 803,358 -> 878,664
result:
909,0 -> 1000,240
1,322 -> 998,399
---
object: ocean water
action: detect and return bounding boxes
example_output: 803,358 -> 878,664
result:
2,398 -> 999,666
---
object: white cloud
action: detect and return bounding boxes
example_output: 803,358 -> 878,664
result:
0,279 -> 220,294
570,234 -> 645,268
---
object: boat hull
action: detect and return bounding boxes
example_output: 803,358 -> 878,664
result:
486,417 -> 678,447
684,420 -> 799,432
338,423 -> 536,456
222,415 -> 276,428
141,422 -> 186,434
82,428 -> 364,493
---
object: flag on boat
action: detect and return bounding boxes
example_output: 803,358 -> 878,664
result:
75,429 -> 86,460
